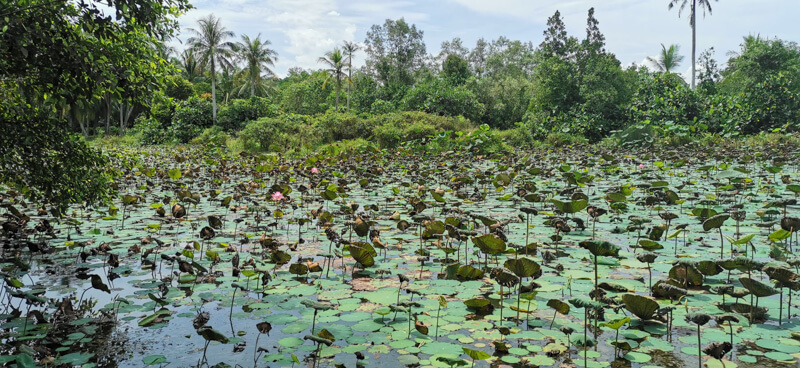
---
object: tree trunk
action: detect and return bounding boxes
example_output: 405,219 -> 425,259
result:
251,77 -> 255,98
211,59 -> 217,122
691,0 -> 696,90
347,60 -> 352,111
105,94 -> 111,135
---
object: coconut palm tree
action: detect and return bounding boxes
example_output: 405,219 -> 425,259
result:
668,0 -> 718,89
342,41 -> 361,111
187,14 -> 236,122
180,49 -> 204,83
318,48 -> 346,111
647,44 -> 685,73
234,34 -> 278,98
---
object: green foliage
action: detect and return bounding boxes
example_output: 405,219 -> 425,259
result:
217,97 -> 279,131
442,54 -> 471,85
164,75 -> 195,100
191,126 -> 230,147
400,78 -> 485,122
0,108 -> 112,213
370,99 -> 397,115
132,116 -> 167,145
171,97 -> 214,143
470,77 -> 534,129
277,70 -> 331,115
364,18 -> 427,87
238,115 -> 314,152
150,94 -> 178,128
312,112 -> 376,143
371,111 -> 474,148
628,71 -> 700,125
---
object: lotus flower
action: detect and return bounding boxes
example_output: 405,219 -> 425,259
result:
311,167 -> 320,174
271,192 -> 284,201
638,163 -> 645,169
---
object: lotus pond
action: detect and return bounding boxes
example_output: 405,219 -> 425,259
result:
2,143 -> 800,368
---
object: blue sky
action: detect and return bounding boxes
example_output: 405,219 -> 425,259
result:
174,0 -> 799,78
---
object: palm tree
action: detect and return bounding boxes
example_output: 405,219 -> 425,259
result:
668,0 -> 717,89
342,41 -> 361,111
180,49 -> 204,83
647,44 -> 685,73
187,14 -> 236,122
234,34 -> 278,98
318,48 -> 346,111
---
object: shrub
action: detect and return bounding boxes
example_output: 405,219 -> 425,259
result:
191,126 -> 230,147
171,97 -> 213,143
238,115 -> 316,152
150,95 -> 177,129
400,78 -> 486,122
312,112 -> 377,143
217,97 -> 279,131
164,75 -> 194,100
370,111 -> 474,148
132,116 -> 165,145
370,99 -> 396,114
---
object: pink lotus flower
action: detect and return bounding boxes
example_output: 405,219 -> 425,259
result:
311,167 -> 320,174
638,164 -> 645,169
271,192 -> 284,201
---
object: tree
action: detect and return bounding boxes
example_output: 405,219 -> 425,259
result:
318,49 -> 346,111
0,0 -> 189,212
180,49 -> 205,83
668,0 -> 718,89
342,41 -> 361,111
442,54 -> 470,85
187,14 -> 236,122
647,44 -> 685,73
364,18 -> 427,87
234,34 -> 278,98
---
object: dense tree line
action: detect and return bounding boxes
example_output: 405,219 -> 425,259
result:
2,1 -> 800,209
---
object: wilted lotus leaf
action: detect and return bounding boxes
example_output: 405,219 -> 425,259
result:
471,234 -> 506,255
579,240 -> 620,257
621,294 -> 659,320
739,277 -> 779,297
546,299 -> 570,314
703,342 -> 732,359
685,313 -> 712,326
503,257 -> 541,278
317,328 -> 335,341
703,214 -> 729,231
200,226 -> 215,240
197,326 -> 229,343
208,215 -> 223,230
256,321 -> 271,335
780,217 -> 800,232
172,204 -> 186,218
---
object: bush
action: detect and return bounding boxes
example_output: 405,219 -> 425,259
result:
164,75 -> 194,100
217,97 -> 279,131
312,112 -> 377,143
191,126 -> 230,147
370,99 -> 396,114
132,116 -> 166,145
400,78 -> 486,122
171,97 -> 213,143
238,115 -> 316,152
370,111 -> 474,148
150,95 -> 177,129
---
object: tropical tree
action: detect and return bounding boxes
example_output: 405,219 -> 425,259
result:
180,49 -> 204,83
342,41 -> 361,111
647,44 -> 685,73
234,34 -> 278,97
318,48 -> 346,111
668,0 -> 718,89
187,14 -> 236,122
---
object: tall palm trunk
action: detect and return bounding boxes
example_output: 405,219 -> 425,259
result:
250,76 -> 255,98
210,58 -> 217,122
690,0 -> 696,89
347,60 -> 352,111
335,76 -> 341,111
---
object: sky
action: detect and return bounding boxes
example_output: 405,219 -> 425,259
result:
172,0 -> 799,78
